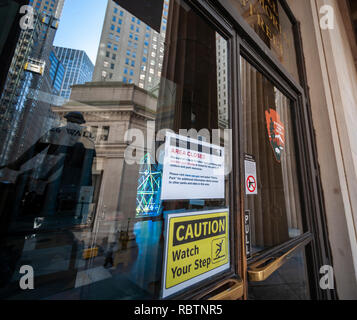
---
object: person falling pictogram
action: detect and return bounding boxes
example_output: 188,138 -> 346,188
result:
215,240 -> 223,259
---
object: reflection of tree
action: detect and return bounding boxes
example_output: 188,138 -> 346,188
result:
136,153 -> 162,217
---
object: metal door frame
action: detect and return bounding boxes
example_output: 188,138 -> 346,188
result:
167,0 -> 335,300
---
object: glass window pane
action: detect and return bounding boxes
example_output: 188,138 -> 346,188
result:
0,0 -> 232,300
241,56 -> 304,256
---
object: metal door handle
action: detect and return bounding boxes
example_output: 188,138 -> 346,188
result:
196,278 -> 244,300
208,279 -> 244,300
248,243 -> 303,282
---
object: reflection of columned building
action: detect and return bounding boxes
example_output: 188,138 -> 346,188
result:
52,82 -> 157,240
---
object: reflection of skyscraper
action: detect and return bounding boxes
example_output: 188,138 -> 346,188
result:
216,34 -> 228,128
93,0 -> 169,93
0,0 -> 66,165
28,0 -> 65,19
49,50 -> 65,95
0,0 -> 29,95
54,47 -> 94,100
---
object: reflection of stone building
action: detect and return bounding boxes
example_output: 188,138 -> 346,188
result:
52,82 -> 157,239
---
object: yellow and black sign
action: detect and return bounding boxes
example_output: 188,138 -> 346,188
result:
162,209 -> 230,298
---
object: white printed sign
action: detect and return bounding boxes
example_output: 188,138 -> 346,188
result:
161,132 -> 225,200
245,155 -> 257,195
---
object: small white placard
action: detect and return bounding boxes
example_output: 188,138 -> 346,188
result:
245,155 -> 258,195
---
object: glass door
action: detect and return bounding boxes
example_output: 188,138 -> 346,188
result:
240,56 -> 312,300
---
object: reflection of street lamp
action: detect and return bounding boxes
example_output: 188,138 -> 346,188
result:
78,198 -> 86,225
127,218 -> 131,234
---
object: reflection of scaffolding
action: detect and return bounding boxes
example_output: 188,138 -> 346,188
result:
136,153 -> 162,217
24,58 -> 46,75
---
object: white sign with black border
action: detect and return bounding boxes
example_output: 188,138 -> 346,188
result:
244,154 -> 258,195
161,132 -> 225,200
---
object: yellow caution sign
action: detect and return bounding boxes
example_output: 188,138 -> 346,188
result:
162,209 -> 230,298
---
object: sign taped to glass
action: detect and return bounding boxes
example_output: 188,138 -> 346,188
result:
162,209 -> 230,298
244,154 -> 258,195
160,132 -> 225,200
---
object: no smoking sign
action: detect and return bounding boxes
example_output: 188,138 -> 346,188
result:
244,155 -> 258,195
246,176 -> 256,193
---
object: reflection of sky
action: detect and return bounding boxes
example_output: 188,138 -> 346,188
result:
53,0 -> 107,64
129,221 -> 163,292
